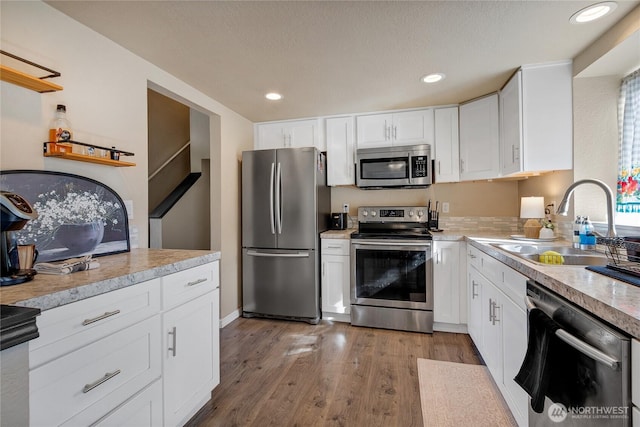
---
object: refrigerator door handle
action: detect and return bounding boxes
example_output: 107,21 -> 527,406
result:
276,162 -> 283,234
246,250 -> 310,258
269,162 -> 275,235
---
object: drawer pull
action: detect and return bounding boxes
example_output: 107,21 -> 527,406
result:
82,310 -> 121,326
186,278 -> 208,287
82,369 -> 121,393
168,326 -> 177,357
327,245 -> 342,249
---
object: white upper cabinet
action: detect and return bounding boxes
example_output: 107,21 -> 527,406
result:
356,109 -> 434,148
326,116 -> 356,186
459,94 -> 500,181
499,61 -> 573,176
434,107 -> 460,183
255,118 -> 324,151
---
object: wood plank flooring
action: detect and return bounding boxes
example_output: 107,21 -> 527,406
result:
186,317 -> 482,427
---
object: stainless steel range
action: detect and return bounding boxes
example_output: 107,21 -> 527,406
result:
350,206 -> 433,333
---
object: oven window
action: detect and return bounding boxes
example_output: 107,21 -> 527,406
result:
355,249 -> 426,302
360,157 -> 408,180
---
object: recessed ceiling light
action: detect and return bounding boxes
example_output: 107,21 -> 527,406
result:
421,73 -> 446,83
265,92 -> 283,101
570,1 -> 617,24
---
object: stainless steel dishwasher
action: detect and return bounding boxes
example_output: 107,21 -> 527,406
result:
524,280 -> 631,426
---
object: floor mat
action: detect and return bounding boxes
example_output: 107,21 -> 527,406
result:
417,358 -> 517,427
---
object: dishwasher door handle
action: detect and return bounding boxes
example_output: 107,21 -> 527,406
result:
524,296 -> 620,370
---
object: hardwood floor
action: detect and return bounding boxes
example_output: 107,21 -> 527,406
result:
186,317 -> 481,427
187,318 -> 481,427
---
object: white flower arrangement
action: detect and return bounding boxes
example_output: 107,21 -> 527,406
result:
18,190 -> 121,248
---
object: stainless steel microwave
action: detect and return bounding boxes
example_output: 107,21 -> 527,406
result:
356,144 -> 432,188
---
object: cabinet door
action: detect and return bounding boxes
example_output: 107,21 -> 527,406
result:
163,290 -> 219,427
286,119 -> 322,150
393,109 -> 434,146
501,296 -> 528,427
467,267 -> 484,350
459,94 -> 500,181
255,122 -> 286,150
434,107 -> 460,183
356,113 -> 393,148
500,70 -> 523,176
433,241 -> 460,324
481,282 -> 503,385
321,254 -> 350,315
326,116 -> 355,186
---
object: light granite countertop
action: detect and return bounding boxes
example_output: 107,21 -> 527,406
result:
320,228 -> 640,339
0,248 -> 220,311
465,236 -> 640,339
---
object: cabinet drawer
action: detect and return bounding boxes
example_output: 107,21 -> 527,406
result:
30,280 -> 161,369
162,261 -> 219,310
60,379 -> 163,427
30,315 -> 161,427
321,239 -> 350,256
498,266 -> 527,310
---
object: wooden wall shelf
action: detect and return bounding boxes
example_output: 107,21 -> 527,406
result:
0,51 -> 63,93
43,142 -> 136,167
43,152 -> 136,167
0,65 -> 63,93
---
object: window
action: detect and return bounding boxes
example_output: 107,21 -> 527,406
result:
616,68 -> 640,226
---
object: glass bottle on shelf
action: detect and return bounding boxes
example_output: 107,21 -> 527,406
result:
48,104 -> 73,153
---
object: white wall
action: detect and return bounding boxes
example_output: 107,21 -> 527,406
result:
0,1 -> 254,319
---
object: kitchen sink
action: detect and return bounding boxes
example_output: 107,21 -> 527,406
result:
490,244 -> 608,266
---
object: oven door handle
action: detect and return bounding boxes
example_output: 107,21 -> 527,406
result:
353,241 -> 431,247
524,296 -> 620,370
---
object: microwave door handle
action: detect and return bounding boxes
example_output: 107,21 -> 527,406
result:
408,153 -> 412,184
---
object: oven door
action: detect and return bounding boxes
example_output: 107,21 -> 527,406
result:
350,239 -> 433,310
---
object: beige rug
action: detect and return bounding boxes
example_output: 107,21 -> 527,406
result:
417,358 -> 517,427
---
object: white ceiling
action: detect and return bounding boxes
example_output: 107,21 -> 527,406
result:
46,0 -> 640,123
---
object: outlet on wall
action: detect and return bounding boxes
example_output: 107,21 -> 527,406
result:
343,203 -> 349,213
442,202 -> 450,213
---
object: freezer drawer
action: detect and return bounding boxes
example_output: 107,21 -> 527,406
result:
242,248 -> 319,323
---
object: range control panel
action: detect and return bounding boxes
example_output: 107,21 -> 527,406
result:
357,206 -> 428,223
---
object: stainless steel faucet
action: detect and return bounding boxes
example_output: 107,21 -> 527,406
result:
556,179 -> 617,237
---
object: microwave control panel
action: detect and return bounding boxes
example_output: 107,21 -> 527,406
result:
411,156 -> 428,178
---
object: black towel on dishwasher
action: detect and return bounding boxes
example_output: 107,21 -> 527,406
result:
514,307 -> 560,413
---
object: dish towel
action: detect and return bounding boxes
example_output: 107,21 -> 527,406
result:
34,255 -> 100,275
514,307 -> 560,413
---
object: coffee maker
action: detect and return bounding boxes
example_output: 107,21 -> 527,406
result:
1,191 -> 38,286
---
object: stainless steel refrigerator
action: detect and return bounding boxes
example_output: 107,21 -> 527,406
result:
241,147 -> 331,324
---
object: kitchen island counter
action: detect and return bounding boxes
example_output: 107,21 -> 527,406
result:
0,248 -> 220,311
466,236 -> 640,339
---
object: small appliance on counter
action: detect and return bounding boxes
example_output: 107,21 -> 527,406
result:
1,191 -> 38,286
330,212 -> 348,230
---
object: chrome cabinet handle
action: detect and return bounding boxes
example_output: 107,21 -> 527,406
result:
168,326 -> 177,357
186,278 -> 207,287
82,369 -> 121,393
488,298 -> 494,322
471,280 -> 479,299
385,121 -> 390,140
469,253 -> 476,259
82,310 -> 120,326
438,160 -> 441,175
393,125 -> 397,140
327,245 -> 342,249
492,301 -> 500,325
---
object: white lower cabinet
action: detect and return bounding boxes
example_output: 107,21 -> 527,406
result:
433,241 -> 467,331
28,260 -> 220,427
321,238 -> 351,322
467,245 -> 528,427
162,288 -> 219,426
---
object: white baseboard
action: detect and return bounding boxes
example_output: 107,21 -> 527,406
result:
321,312 -> 351,323
220,309 -> 240,328
433,322 -> 468,334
